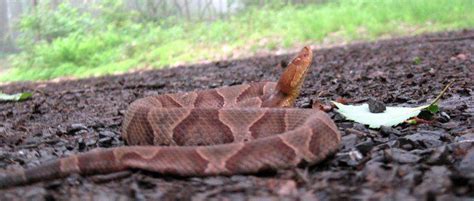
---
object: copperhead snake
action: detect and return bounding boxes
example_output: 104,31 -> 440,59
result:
0,47 -> 341,188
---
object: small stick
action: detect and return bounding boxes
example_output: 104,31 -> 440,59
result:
430,81 -> 454,106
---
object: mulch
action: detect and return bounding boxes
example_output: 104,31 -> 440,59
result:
0,29 -> 473,201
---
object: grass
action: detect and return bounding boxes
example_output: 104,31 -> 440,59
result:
1,0 -> 473,82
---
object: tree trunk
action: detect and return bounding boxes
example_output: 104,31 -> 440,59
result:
0,0 -> 9,52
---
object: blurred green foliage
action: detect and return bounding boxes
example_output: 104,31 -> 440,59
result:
16,2 -> 94,47
2,0 -> 473,82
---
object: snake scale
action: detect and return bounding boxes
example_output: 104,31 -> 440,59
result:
0,47 -> 341,188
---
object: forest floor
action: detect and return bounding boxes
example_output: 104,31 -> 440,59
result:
0,30 -> 472,201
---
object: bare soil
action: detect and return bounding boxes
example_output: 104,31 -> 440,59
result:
0,30 -> 473,201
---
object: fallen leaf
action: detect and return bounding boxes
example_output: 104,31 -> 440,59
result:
335,97 -> 352,104
0,92 -> 33,101
312,100 -> 333,112
404,117 -> 434,125
332,82 -> 452,129
333,101 -> 429,128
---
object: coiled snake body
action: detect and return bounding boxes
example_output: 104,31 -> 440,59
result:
0,47 -> 341,188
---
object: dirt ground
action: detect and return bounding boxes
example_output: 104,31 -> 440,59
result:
0,30 -> 473,201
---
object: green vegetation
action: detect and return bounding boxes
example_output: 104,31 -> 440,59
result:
1,0 -> 473,82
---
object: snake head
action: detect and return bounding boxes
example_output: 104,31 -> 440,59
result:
275,46 -> 313,105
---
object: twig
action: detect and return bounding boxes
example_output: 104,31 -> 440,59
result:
346,128 -> 368,137
430,81 -> 454,105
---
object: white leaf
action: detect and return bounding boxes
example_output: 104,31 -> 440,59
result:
0,92 -> 33,101
332,101 -> 430,128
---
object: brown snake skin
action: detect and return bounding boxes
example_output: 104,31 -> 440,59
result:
0,47 -> 341,188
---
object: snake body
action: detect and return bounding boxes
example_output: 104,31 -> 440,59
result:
0,47 -> 341,188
